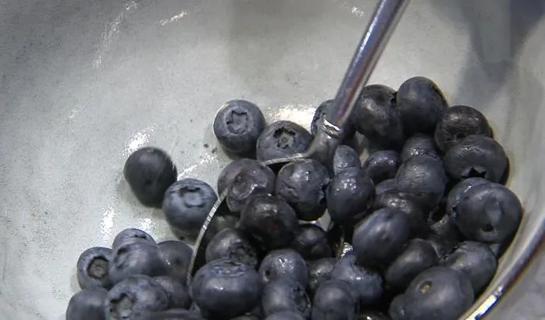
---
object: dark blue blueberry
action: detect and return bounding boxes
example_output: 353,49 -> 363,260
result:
352,208 -> 411,269
138,309 -> 205,320
385,239 -> 438,291
265,311 -> 306,320
217,158 -> 262,195
397,77 -> 448,135
152,276 -> 191,309
239,194 -> 299,250
426,214 -> 462,258
191,259 -> 262,319
256,121 -> 312,161
231,315 -> 261,320
453,182 -> 522,244
434,105 -> 492,152
205,227 -> 258,268
308,258 -> 337,297
276,159 -> 330,221
105,275 -> 169,320
375,178 -> 398,195
109,241 -> 166,284
112,228 -> 156,250
213,100 -> 266,156
123,147 -> 177,208
326,167 -> 374,224
331,254 -> 383,306
77,247 -> 112,290
202,213 -> 239,245
333,145 -> 361,175
395,154 -> 448,209
445,178 -> 490,217
157,240 -> 193,281
66,288 -> 107,320
444,135 -> 508,183
261,278 -> 311,318
259,249 -> 309,287
311,99 -> 334,136
363,150 -> 400,184
388,267 -> 474,320
359,311 -> 391,320
163,178 -> 218,239
311,279 -> 359,320
441,241 -> 497,294
373,191 -> 427,236
352,85 -> 404,149
400,134 -> 439,162
226,162 -> 276,213
291,224 -> 333,260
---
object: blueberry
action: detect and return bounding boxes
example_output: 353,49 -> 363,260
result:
441,241 -> 497,294
77,247 -> 112,289
66,288 -> 107,320
352,84 -> 405,149
259,249 -> 309,287
453,182 -> 522,244
239,194 -> 299,250
397,77 -> 448,135
213,100 -> 266,156
333,145 -> 361,175
261,278 -> 311,318
123,147 -> 177,208
291,224 -> 333,260
202,213 -> 239,245
138,309 -> 205,320
327,167 -> 374,224
445,177 -> 490,217
265,311 -> 307,320
205,227 -> 258,267
352,208 -> 411,269
373,191 -> 427,236
217,158 -> 262,195
426,214 -> 462,258
163,178 -> 218,239
311,99 -> 334,135
256,121 -> 312,161
359,311 -> 391,320
109,241 -> 166,284
157,240 -> 193,281
105,275 -> 169,320
231,315 -> 261,320
191,259 -> 262,319
308,258 -> 337,297
276,159 -> 330,221
226,162 -> 276,213
113,228 -> 156,250
152,276 -> 191,309
400,134 -> 439,162
434,105 -> 492,152
388,267 -> 474,320
395,154 -> 448,209
375,178 -> 397,195
363,150 -> 400,184
311,279 -> 359,320
444,135 -> 508,183
385,239 -> 438,291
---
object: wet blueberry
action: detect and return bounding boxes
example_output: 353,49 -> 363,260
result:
105,275 -> 169,320
312,279 -> 359,320
157,240 -> 192,281
397,77 -> 448,135
441,241 -> 497,294
261,278 -> 311,318
239,194 -> 299,250
445,177 -> 490,217
163,178 -> 218,239
276,159 -> 330,221
444,135 -> 508,183
375,178 -> 398,195
217,158 -> 262,195
308,258 -> 337,297
453,182 -> 522,244
333,145 -> 361,175
352,85 -> 404,149
352,208 -> 411,269
226,162 -> 276,213
259,249 -> 309,287
113,228 -> 156,250
327,167 -> 374,224
205,227 -> 258,267
359,311 -> 391,320
124,147 -> 177,208
385,239 -> 438,291
265,311 -> 306,320
66,288 -> 107,320
213,100 -> 266,156
400,134 -> 439,162
109,241 -> 166,284
256,121 -> 312,161
434,105 -> 492,152
331,254 -> 383,306
191,259 -> 262,319
153,276 -> 191,309
373,191 -> 427,236
363,150 -> 400,184
291,224 -> 333,260
77,247 -> 112,290
388,267 -> 474,320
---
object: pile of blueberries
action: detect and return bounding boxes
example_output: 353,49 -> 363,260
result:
66,77 -> 522,320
